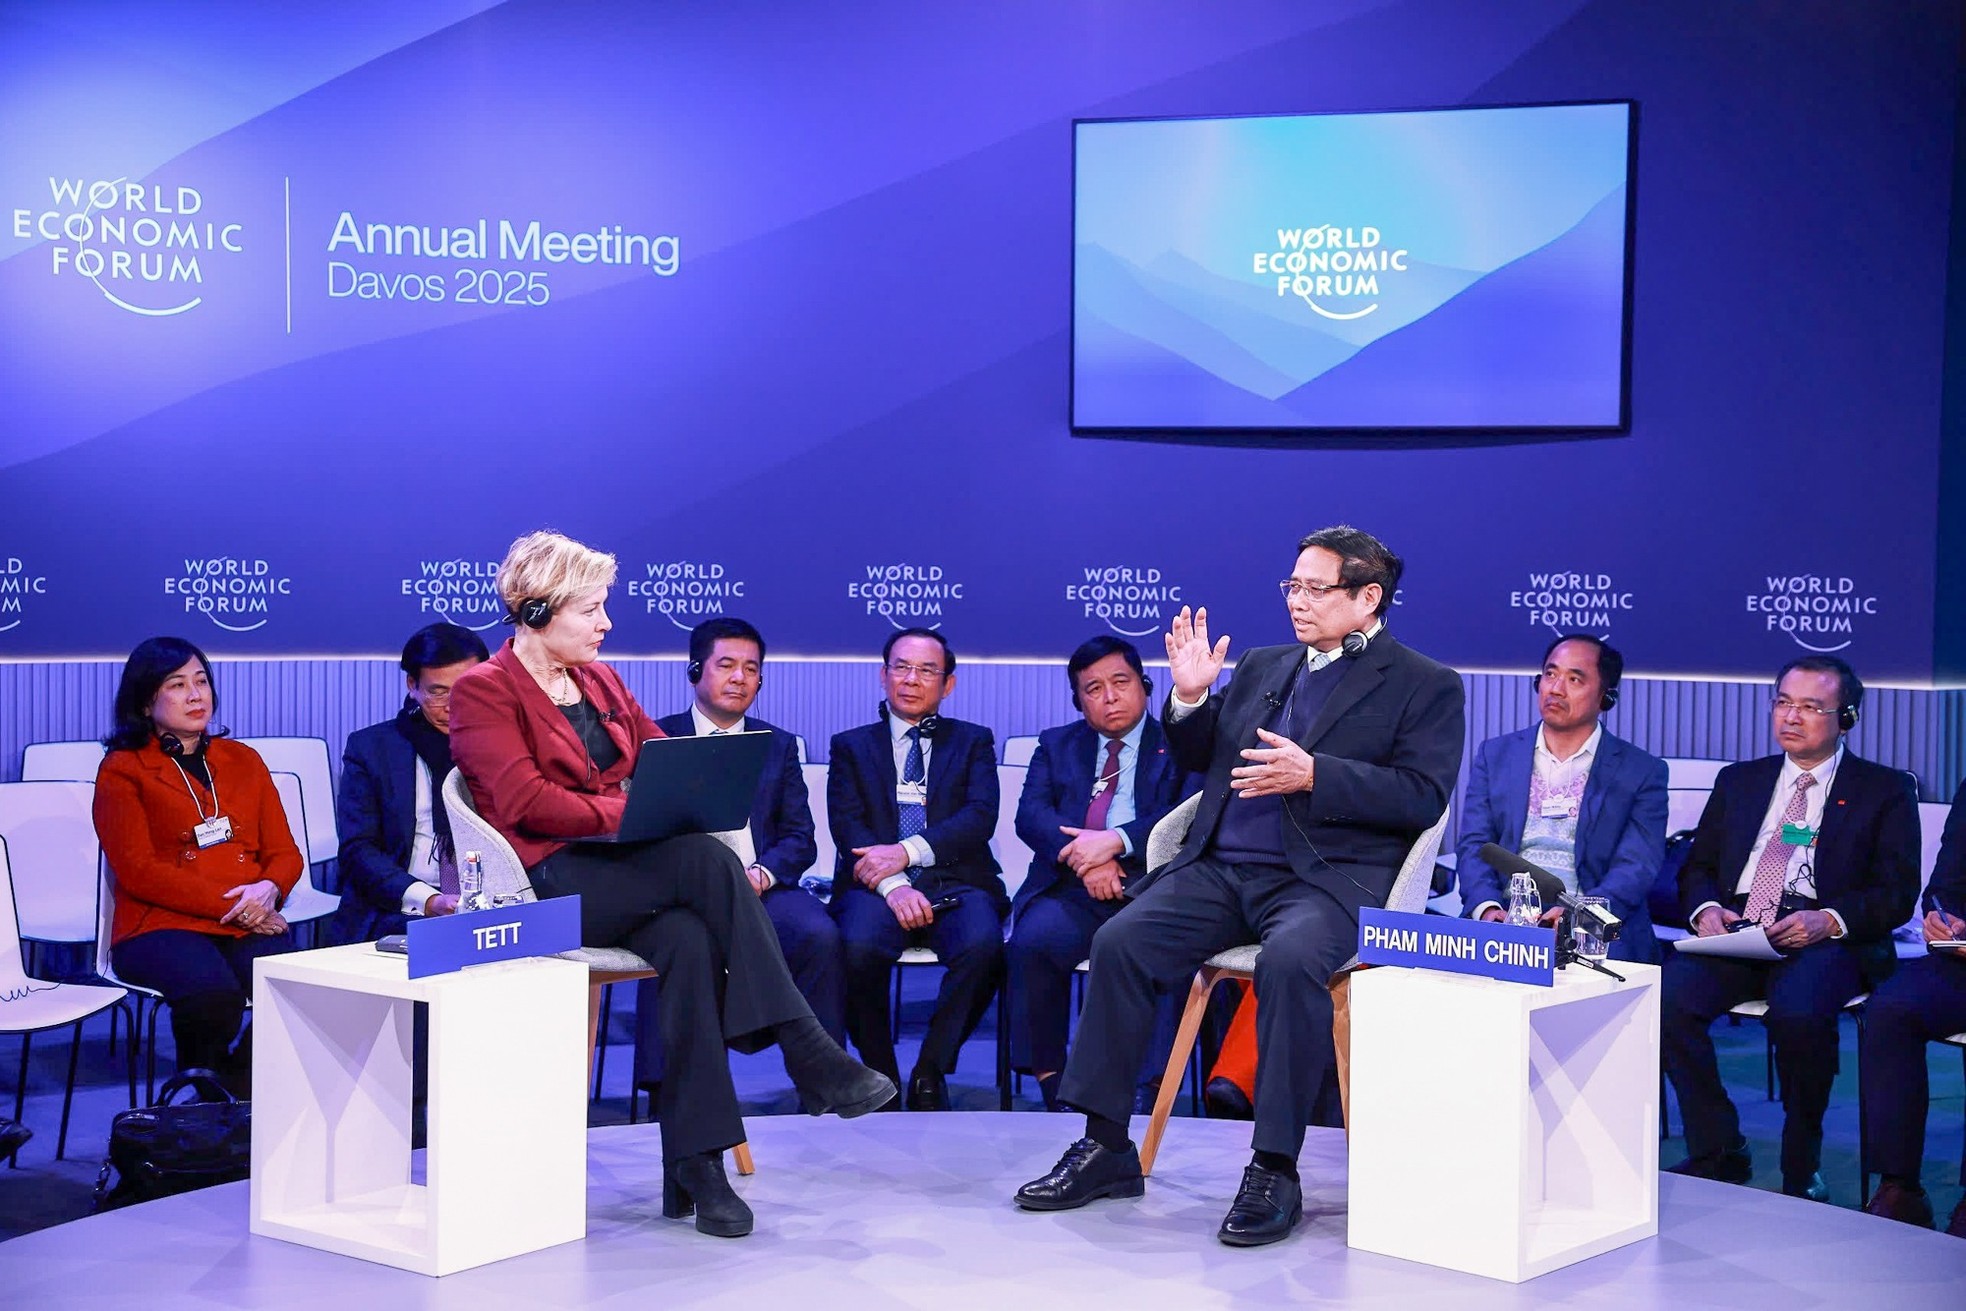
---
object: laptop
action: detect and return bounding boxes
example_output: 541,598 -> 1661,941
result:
570,730 -> 772,845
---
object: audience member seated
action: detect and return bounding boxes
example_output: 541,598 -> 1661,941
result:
1862,773 -> 1966,1237
1458,634 -> 1668,963
633,617 -> 843,1104
1006,636 -> 1193,1112
327,622 -> 489,944
92,637 -> 301,1098
448,531 -> 891,1238
828,627 -> 1005,1111
1663,655 -> 1919,1203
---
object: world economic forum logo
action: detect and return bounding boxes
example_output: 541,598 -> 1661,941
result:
0,557 -> 49,634
401,559 -> 504,632
11,177 -> 245,317
848,564 -> 964,630
1066,565 -> 1185,638
1252,225 -> 1408,321
630,561 -> 748,632
164,557 -> 291,633
1508,570 -> 1635,638
1745,574 -> 1877,654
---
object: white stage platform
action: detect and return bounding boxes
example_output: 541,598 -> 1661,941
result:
6,1114 -> 1962,1308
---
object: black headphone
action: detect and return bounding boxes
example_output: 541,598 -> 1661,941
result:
1070,672 -> 1153,712
158,732 -> 186,758
1531,672 -> 1619,714
878,701 -> 940,738
1838,703 -> 1859,731
506,597 -> 554,629
1341,629 -> 1371,657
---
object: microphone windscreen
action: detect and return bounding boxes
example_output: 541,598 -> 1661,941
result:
1477,842 -> 1526,875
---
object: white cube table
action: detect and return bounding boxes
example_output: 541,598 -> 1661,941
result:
251,943 -> 589,1276
1347,961 -> 1660,1283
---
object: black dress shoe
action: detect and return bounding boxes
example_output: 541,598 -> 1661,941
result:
1782,1172 -> 1830,1204
0,1118 -> 31,1166
1014,1138 -> 1145,1211
1218,1163 -> 1303,1247
1665,1140 -> 1752,1185
779,1018 -> 898,1118
1864,1179 -> 1934,1228
1204,1076 -> 1255,1121
662,1151 -> 754,1238
906,1068 -> 949,1111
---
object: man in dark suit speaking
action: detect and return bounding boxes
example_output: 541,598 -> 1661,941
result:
1457,634 -> 1668,962
1663,655 -> 1919,1203
1015,526 -> 1464,1247
830,627 -> 1005,1111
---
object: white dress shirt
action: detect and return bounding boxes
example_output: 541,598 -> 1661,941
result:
875,712 -> 938,898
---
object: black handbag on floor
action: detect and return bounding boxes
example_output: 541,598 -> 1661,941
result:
92,1069 -> 251,1211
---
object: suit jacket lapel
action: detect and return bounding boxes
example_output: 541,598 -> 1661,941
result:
1300,642 -> 1389,750
872,724 -> 901,828
1231,648 -> 1301,748
1496,729 -> 1534,849
1137,717 -> 1172,805
1576,734 -> 1614,849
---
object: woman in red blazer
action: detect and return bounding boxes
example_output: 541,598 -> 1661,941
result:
93,637 -> 302,1097
449,531 -> 892,1239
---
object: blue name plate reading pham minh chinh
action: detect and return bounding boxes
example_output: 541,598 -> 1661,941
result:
1356,907 -> 1556,986
406,895 -> 582,979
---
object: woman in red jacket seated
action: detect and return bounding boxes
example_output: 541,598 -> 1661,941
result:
449,530 -> 892,1239
93,637 -> 302,1097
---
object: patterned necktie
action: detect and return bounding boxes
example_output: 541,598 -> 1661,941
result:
1083,738 -> 1124,830
899,726 -> 928,840
436,850 -> 459,898
1744,772 -> 1816,925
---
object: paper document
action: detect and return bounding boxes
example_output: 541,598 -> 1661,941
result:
1671,925 -> 1783,961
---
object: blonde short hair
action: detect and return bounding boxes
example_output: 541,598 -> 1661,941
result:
496,530 -> 619,618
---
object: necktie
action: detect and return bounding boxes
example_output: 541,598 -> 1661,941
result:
1083,738 -> 1124,830
1744,772 -> 1816,925
899,727 -> 928,841
436,850 -> 459,898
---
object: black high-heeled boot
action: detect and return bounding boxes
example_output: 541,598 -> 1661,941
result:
777,1017 -> 896,1117
662,1151 -> 753,1238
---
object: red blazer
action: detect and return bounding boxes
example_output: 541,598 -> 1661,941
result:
93,737 -> 304,947
447,641 -> 666,867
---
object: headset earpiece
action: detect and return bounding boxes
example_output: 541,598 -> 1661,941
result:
686,660 -> 703,683
1838,704 -> 1858,731
518,597 -> 554,630
1602,684 -> 1619,713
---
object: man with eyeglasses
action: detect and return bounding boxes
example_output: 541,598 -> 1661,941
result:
828,627 -> 1005,1110
1456,634 -> 1668,963
1663,655 -> 1919,1203
1016,526 -> 1463,1247
1006,636 -> 1197,1112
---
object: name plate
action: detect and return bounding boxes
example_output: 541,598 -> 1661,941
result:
1357,907 -> 1556,987
406,896 -> 582,979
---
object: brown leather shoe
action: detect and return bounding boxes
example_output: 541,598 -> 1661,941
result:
1863,1179 -> 1933,1228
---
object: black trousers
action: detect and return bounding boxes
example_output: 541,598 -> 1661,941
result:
112,927 -> 295,1081
1859,954 -> 1966,1185
1661,935 -> 1864,1181
832,885 -> 1004,1083
533,834 -> 811,1162
1058,857 -> 1356,1158
633,884 -> 846,1087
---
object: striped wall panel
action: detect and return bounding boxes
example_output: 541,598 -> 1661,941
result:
7,660 -> 1963,811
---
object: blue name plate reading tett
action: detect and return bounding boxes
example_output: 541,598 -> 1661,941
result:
406,896 -> 583,979
1357,907 -> 1556,987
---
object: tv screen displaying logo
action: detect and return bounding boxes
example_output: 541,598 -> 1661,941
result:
1072,102 -> 1634,434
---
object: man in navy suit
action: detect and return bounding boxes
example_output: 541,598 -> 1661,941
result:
633,618 -> 841,1097
1861,774 -> 1966,1236
830,627 -> 1004,1111
1663,655 -> 1920,1202
1017,527 -> 1464,1247
328,622 -> 489,945
1457,634 -> 1667,963
1007,636 -> 1195,1111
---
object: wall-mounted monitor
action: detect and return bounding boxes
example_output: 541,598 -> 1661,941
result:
1071,101 -> 1635,435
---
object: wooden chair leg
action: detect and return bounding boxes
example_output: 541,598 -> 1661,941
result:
1140,967 -> 1222,1177
732,1142 -> 755,1176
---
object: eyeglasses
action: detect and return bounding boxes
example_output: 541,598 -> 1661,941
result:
885,660 -> 946,683
417,687 -> 454,704
1278,579 -> 1355,601
1771,697 -> 1838,718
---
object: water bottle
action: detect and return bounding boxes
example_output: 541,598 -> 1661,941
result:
459,850 -> 487,913
1506,869 -> 1541,926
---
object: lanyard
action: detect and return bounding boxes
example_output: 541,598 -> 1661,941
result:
171,759 -> 222,823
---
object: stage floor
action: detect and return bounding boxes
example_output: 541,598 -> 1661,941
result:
6,1114 -> 1961,1307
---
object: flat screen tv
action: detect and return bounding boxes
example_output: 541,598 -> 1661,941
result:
1071,101 -> 1635,435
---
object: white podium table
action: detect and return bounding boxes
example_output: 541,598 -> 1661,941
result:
250,944 -> 589,1276
1347,961 -> 1660,1283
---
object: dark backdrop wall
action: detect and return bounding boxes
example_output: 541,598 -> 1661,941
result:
1,0 -> 1958,681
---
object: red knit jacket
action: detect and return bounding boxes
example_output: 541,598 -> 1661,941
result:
447,641 -> 666,867
93,737 -> 304,946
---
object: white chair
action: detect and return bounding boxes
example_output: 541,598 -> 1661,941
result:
20,741 -> 105,782
438,769 -> 754,1174
803,762 -> 834,893
236,738 -> 338,867
994,763 -> 1032,905
0,782 -> 102,946
1663,758 -> 1729,790
266,772 -> 340,940
1666,787 -> 1710,837
1002,736 -> 1040,768
1,835 -> 127,1159
1138,797 -> 1453,1174
793,736 -> 808,765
